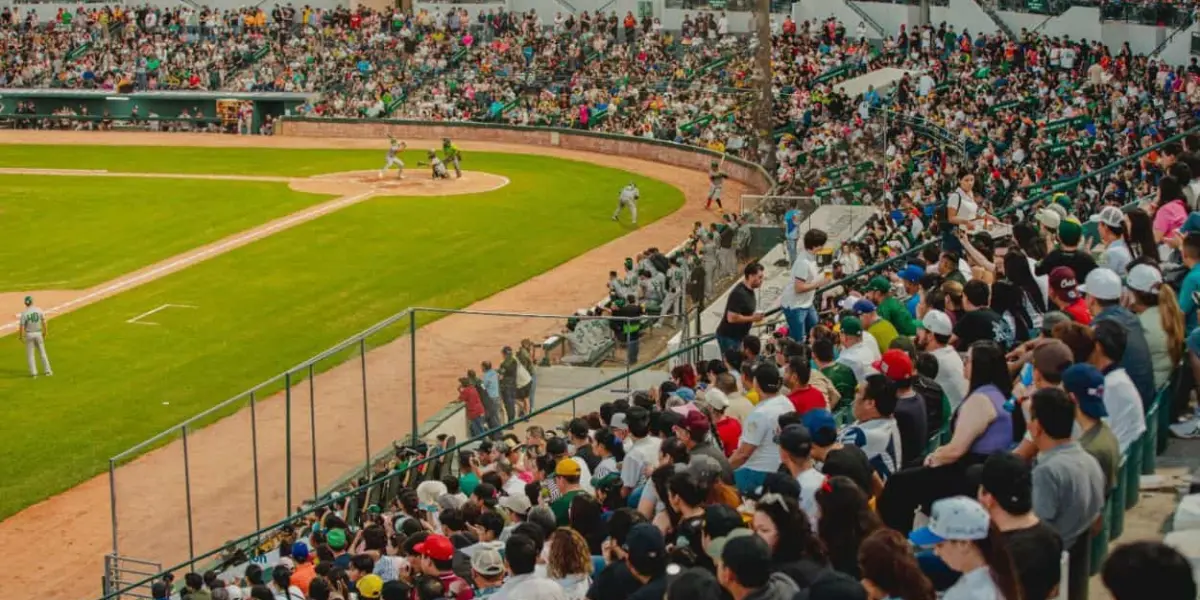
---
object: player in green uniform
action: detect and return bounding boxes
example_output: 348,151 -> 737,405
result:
442,138 -> 462,178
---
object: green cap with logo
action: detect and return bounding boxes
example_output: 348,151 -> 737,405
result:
1057,217 -> 1083,246
866,276 -> 891,293
840,316 -> 863,336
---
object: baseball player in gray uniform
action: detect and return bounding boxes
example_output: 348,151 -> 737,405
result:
379,136 -> 406,179
19,296 -> 52,378
419,150 -> 450,179
612,182 -> 639,225
706,159 -> 728,211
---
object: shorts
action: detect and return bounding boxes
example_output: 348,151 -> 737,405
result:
517,384 -> 532,400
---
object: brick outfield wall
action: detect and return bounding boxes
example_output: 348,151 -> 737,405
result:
278,119 -> 774,195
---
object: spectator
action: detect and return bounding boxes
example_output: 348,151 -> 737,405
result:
411,534 -> 474,600
785,354 -> 827,415
1090,320 -> 1148,452
804,408 -> 877,498
1124,263 -> 1185,391
751,493 -> 829,586
816,475 -> 883,579
715,263 -> 766,355
620,407 -> 661,496
836,316 -> 881,383
1084,267 -> 1155,409
470,547 -> 507,597
1028,387 -> 1106,549
782,228 -> 830,342
814,337 -> 857,408
974,453 -> 1063,600
673,410 -> 734,483
839,373 -> 902,481
1036,218 -> 1097,281
1062,364 -> 1120,491
778,424 -> 824,528
569,418 -> 600,472
497,534 -> 563,599
289,542 -> 316,594
908,496 -> 1022,600
857,529 -> 936,600
586,508 -> 645,600
729,362 -> 792,494
623,523 -> 670,600
865,275 -> 918,336
1102,541 -> 1197,600
855,300 -> 900,357
915,310 -> 967,409
547,528 -> 593,599
875,349 -> 929,469
697,381 -> 743,458
716,534 -> 801,600
1096,207 -> 1132,275
953,280 -> 1014,351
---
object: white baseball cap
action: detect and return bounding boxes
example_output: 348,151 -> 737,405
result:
909,496 -> 991,546
1081,267 -> 1122,301
1035,207 -> 1061,230
1098,206 -> 1125,229
918,309 -> 953,337
699,387 -> 730,411
1125,263 -> 1163,294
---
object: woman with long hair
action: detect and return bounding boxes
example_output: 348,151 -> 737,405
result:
1124,261 -> 1185,391
1154,175 -> 1190,243
547,527 -> 594,600
910,497 -> 1023,600
991,280 -> 1034,344
1001,248 -> 1047,316
859,529 -> 936,600
1126,208 -> 1159,261
569,492 -> 606,556
591,427 -> 624,479
816,476 -> 884,579
752,493 -> 829,585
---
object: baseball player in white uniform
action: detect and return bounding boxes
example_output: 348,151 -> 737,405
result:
420,150 -> 450,179
379,137 -> 406,179
19,296 -> 52,378
612,182 -> 640,225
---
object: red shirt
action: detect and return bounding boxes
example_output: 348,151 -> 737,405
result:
715,416 -> 742,458
1064,299 -> 1093,325
787,386 -> 827,415
459,386 -> 484,420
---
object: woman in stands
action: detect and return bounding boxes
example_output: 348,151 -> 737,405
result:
752,493 -> 829,587
858,529 -> 936,600
591,427 -> 624,480
878,341 -> 1014,533
1124,261 -> 1185,391
816,475 -> 884,579
547,527 -> 594,600
909,497 -> 1022,600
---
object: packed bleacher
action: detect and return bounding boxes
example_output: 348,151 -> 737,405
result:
17,5 -> 1200,598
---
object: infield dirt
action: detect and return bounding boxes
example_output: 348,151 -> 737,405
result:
0,130 -> 739,600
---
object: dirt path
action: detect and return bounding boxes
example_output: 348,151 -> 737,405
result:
0,131 -> 740,600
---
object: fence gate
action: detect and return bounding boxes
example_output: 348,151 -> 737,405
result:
103,554 -> 161,600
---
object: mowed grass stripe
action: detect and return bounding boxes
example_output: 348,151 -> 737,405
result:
0,176 -> 332,291
0,152 -> 683,519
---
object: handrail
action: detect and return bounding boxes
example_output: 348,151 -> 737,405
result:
1151,18 -> 1196,58
97,335 -> 716,600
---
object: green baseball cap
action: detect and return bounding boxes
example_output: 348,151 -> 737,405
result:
840,316 -> 863,336
866,276 -> 891,293
1058,218 -> 1083,246
24,296 -> 32,306
327,528 -> 347,550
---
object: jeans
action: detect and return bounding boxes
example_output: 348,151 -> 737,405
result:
786,237 -> 798,264
626,336 -> 640,365
734,468 -> 769,496
501,386 -> 517,423
717,335 -> 743,357
783,306 -> 818,343
468,416 -> 488,438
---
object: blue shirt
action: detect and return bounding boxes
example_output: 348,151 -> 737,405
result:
905,294 -> 920,318
482,369 -> 500,398
1180,263 -> 1200,333
785,209 -> 800,239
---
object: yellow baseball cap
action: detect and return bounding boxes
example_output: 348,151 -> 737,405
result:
356,574 -> 383,599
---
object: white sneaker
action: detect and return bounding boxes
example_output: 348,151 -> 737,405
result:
45,371 -> 53,377
1170,419 -> 1200,439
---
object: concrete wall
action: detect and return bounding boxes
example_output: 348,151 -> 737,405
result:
852,1 -> 919,37
1102,20 -> 1166,56
277,118 -> 775,192
659,8 -> 789,32
413,1 -> 507,23
931,0 -> 996,38
792,0 -> 865,36
1159,22 -> 1199,66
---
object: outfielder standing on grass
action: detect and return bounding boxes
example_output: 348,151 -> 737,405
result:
706,157 -> 728,211
19,296 -> 52,378
612,181 -> 639,225
442,138 -> 462,178
379,136 -> 406,179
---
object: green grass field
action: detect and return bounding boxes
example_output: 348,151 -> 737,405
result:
0,145 -> 684,520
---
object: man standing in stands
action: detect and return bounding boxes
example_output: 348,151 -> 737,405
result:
499,347 -> 519,423
781,229 -> 830,343
716,263 -> 765,355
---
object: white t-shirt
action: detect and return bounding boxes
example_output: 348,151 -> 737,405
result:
931,345 -> 968,409
620,436 -> 662,490
839,417 -> 902,480
782,250 -> 819,309
949,188 -> 978,223
796,467 -> 825,530
837,339 -> 881,382
1104,368 -> 1147,453
739,395 -> 794,472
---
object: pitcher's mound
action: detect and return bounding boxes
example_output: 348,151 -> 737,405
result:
289,170 -> 509,196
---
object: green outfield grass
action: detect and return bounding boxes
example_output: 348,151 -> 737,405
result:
0,176 -> 331,291
0,145 -> 685,519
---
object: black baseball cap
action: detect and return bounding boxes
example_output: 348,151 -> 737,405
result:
973,452 -> 1033,515
748,472 -> 802,501
623,523 -> 666,564
753,362 -> 783,394
703,504 -> 744,539
779,424 -> 813,458
721,535 -> 772,588
545,437 -> 568,456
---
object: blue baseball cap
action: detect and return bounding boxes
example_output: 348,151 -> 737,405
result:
897,264 -> 925,283
291,541 -> 310,562
1180,212 -> 1200,235
909,496 -> 991,547
672,387 -> 696,402
801,409 -> 838,447
1062,363 -> 1107,419
852,299 -> 877,314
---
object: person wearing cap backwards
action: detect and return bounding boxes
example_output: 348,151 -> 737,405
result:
896,264 -> 926,319
1046,266 -> 1092,325
470,546 -> 507,597
1027,388 -> 1106,551
915,309 -> 968,410
1035,217 -> 1098,281
909,496 -> 1023,600
875,349 -> 927,469
1063,363 -> 1120,491
412,533 -> 475,600
1096,206 -> 1132,276
974,453 -> 1063,600
853,299 -> 899,356
356,574 -> 384,600
836,316 -> 881,383
17,295 -> 51,378
729,362 -> 794,495
674,409 -> 734,483
865,275 -> 918,336
1084,267 -> 1155,410
781,228 -> 831,343
778,424 -> 824,529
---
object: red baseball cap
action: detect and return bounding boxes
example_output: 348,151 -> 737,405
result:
413,534 -> 455,562
1048,266 -> 1080,302
677,410 -> 711,438
873,349 -> 913,381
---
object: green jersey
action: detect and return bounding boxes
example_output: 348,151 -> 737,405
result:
879,296 -> 917,336
821,362 -> 857,409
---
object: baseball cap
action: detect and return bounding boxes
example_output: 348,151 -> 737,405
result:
357,574 -> 384,600
802,409 -> 839,447
1040,311 -> 1070,336
1058,218 -> 1083,245
1081,267 -> 1121,301
705,527 -> 753,560
1063,363 -> 1107,419
413,533 -> 456,562
1035,207 -> 1062,230
471,547 -> 506,577
679,411 -> 711,439
1126,263 -> 1163,294
623,523 -> 666,563
1031,339 -> 1073,380
686,454 -> 725,482
700,387 -> 730,411
865,276 -> 891,293
753,362 -> 783,393
840,316 -> 864,337
1098,205 -> 1125,229
326,528 -> 348,550
852,299 -> 878,314
909,496 -> 991,547
778,424 -> 813,458
975,453 -> 1033,515
704,504 -> 745,539
1179,212 -> 1200,235
1048,266 -> 1080,302
291,541 -> 310,562
555,458 -> 581,477
918,310 -> 953,337
498,493 -> 532,517
897,265 -> 925,283
750,472 -> 802,500
672,387 -> 697,402
610,413 -> 629,430
873,349 -> 914,381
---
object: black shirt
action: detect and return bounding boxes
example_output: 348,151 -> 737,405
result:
1002,522 -> 1064,600
627,573 -> 669,600
1035,248 -> 1098,281
953,308 -> 1014,351
575,444 -> 601,472
893,393 -> 928,469
587,560 -> 640,600
716,281 -> 757,340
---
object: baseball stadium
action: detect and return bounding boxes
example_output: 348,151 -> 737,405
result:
2,2 -> 1200,600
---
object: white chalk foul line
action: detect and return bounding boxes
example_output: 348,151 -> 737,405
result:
0,167 -> 293,183
126,303 -> 198,326
0,190 -> 376,335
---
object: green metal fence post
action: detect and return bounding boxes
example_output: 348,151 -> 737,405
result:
285,372 -> 292,518
410,310 -> 419,445
361,338 -> 371,476
309,364 -> 318,497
